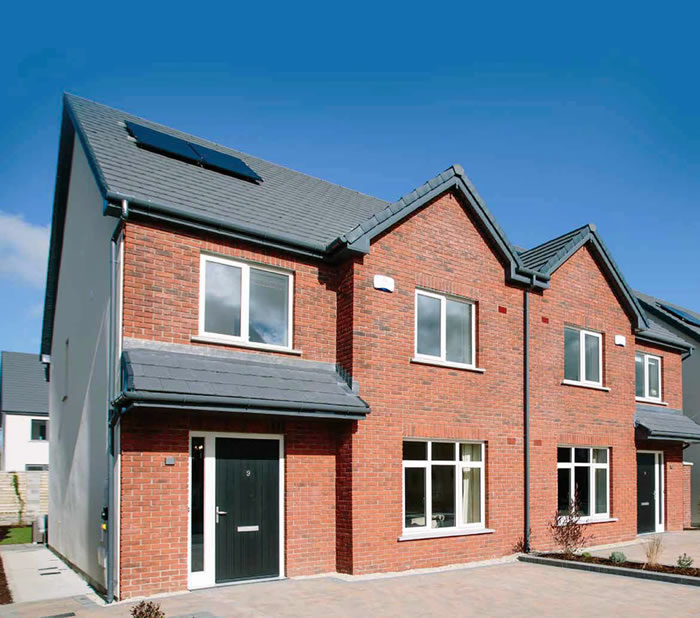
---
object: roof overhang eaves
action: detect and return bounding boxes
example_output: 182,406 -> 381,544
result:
634,333 -> 693,354
114,390 -> 370,421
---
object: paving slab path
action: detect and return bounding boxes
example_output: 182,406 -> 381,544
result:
0,543 -> 100,605
3,559 -> 700,618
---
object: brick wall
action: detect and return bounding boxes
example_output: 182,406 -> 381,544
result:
117,190 -> 688,595
119,410 -> 342,598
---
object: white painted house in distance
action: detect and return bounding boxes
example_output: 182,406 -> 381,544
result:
0,351 -> 50,471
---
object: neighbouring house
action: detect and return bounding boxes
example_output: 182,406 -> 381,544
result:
635,290 -> 700,526
0,351 -> 49,472
41,94 -> 700,600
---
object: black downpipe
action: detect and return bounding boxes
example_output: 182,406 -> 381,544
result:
523,288 -> 531,552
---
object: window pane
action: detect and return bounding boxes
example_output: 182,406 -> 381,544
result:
557,468 -> 571,515
31,420 -> 47,441
595,468 -> 608,514
593,448 -> 607,464
403,441 -> 427,460
564,328 -> 580,381
191,437 -> 205,572
635,354 -> 645,397
445,299 -> 472,364
462,467 -> 481,524
648,358 -> 660,398
574,466 -> 590,516
574,448 -> 590,463
417,294 -> 441,357
584,334 -> 600,383
204,261 -> 241,336
404,468 -> 426,528
460,443 -> 482,462
432,442 -> 455,461
557,447 -> 571,463
249,268 -> 289,346
431,466 -> 455,527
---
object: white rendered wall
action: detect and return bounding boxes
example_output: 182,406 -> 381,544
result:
48,139 -> 116,590
2,414 -> 49,471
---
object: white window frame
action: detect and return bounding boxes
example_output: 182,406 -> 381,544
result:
198,254 -> 294,352
402,440 -> 486,537
557,446 -> 610,522
564,327 -> 603,387
635,352 -> 662,403
414,290 -> 476,369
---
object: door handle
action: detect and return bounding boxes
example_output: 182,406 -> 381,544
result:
216,506 -> 227,524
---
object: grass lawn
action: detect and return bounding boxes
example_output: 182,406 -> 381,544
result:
0,526 -> 32,545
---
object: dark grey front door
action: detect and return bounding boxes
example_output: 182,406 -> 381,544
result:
215,438 -> 279,583
637,453 -> 656,534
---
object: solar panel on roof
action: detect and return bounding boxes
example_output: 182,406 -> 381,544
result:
125,121 -> 201,163
125,121 -> 262,183
659,303 -> 700,327
189,143 -> 263,182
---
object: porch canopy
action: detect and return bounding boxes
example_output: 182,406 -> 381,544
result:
635,404 -> 700,443
116,340 -> 370,421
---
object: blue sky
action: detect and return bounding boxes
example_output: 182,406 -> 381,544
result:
1,2 -> 698,355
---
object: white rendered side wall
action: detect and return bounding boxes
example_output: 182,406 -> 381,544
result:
2,414 -> 49,471
48,139 -> 115,589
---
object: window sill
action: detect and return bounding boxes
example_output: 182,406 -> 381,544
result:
410,358 -> 485,373
191,335 -> 302,355
398,527 -> 494,542
556,517 -> 618,526
561,379 -> 610,392
635,397 -> 667,406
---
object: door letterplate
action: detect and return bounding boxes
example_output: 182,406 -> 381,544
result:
641,501 -> 650,506
237,525 -> 260,532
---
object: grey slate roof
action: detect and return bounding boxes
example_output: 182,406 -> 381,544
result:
0,352 -> 48,415
65,94 -> 389,251
636,290 -> 700,342
120,341 -> 369,419
635,404 -> 700,442
519,224 -> 591,273
638,316 -> 692,350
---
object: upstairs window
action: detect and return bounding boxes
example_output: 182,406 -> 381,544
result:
31,419 -> 48,441
636,352 -> 662,401
199,255 -> 293,349
415,290 -> 474,367
564,327 -> 602,386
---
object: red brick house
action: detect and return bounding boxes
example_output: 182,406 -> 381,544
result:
41,95 -> 700,600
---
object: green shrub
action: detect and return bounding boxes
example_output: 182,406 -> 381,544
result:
677,553 -> 694,569
609,551 -> 626,564
130,601 -> 165,618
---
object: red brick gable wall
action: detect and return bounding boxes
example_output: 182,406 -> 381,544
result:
528,245 -> 638,548
340,191 -> 527,573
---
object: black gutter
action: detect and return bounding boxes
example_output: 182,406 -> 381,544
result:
112,390 -> 370,417
122,401 -> 366,421
523,287 -> 531,552
634,333 -> 692,355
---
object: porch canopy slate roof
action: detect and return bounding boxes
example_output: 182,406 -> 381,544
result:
0,351 -> 49,415
118,341 -> 370,421
635,404 -> 700,443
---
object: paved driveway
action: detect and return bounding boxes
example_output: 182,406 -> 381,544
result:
4,559 -> 700,618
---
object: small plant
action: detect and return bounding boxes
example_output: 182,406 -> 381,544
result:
644,535 -> 663,567
130,601 -> 165,618
548,497 -> 593,556
609,551 -> 626,564
677,553 -> 694,569
511,528 -> 532,553
581,552 -> 592,559
11,474 -> 24,524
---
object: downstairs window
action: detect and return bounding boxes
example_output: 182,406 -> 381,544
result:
557,446 -> 609,519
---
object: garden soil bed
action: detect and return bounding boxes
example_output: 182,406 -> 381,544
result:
538,552 -> 700,577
